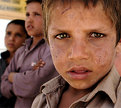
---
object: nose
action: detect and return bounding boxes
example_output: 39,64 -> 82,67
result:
26,16 -> 33,23
68,40 -> 90,60
9,35 -> 15,41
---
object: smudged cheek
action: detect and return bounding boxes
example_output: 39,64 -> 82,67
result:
49,44 -> 68,73
94,48 -> 115,70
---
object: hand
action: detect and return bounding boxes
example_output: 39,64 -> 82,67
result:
8,72 -> 16,83
32,59 -> 45,71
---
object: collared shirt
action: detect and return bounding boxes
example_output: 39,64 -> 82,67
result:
1,38 -> 58,108
0,50 -> 10,76
0,51 -> 16,108
32,66 -> 121,108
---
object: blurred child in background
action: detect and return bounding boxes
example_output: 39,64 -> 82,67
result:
115,40 -> 121,76
1,0 -> 58,108
0,19 -> 29,108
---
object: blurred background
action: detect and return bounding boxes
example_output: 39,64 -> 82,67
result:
0,0 -> 26,53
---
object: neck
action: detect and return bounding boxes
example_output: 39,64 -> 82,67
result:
7,51 -> 15,64
67,86 -> 93,98
30,35 -> 43,49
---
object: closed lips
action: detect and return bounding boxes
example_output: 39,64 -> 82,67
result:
67,66 -> 92,79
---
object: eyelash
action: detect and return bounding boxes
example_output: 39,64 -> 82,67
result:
90,32 -> 105,38
25,13 -> 40,17
55,33 -> 70,40
35,13 -> 40,16
54,32 -> 105,40
16,34 -> 22,37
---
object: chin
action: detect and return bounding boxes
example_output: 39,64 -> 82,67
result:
69,80 -> 95,90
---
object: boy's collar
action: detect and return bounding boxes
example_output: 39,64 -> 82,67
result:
41,66 -> 120,104
86,65 -> 120,103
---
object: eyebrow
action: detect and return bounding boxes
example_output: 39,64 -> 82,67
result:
50,25 -> 112,35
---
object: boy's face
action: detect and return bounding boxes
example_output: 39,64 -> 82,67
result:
25,2 -> 43,37
48,1 -> 117,90
5,24 -> 26,53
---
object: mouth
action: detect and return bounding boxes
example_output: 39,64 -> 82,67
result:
67,66 -> 92,80
27,25 -> 33,30
7,43 -> 15,47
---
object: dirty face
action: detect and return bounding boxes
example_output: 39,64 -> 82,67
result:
5,23 -> 26,53
48,1 -> 117,90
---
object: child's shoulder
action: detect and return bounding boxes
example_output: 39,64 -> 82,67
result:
115,80 -> 121,107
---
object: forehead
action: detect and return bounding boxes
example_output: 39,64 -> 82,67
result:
51,1 -> 104,15
49,1 -> 105,23
7,24 -> 24,32
48,1 -> 113,29
26,2 -> 42,12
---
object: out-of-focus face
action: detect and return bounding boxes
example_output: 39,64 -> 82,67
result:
25,2 -> 43,37
5,23 -> 26,53
48,1 -> 117,90
115,42 -> 121,76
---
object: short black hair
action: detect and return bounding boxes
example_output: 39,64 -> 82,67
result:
7,19 -> 29,38
26,0 -> 42,4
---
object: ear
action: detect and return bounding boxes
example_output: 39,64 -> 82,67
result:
116,41 -> 121,54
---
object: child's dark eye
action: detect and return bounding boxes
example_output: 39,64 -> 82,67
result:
55,33 -> 70,40
15,33 -> 22,37
90,32 -> 105,38
26,13 -> 30,17
6,32 -> 11,36
34,12 -> 40,16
